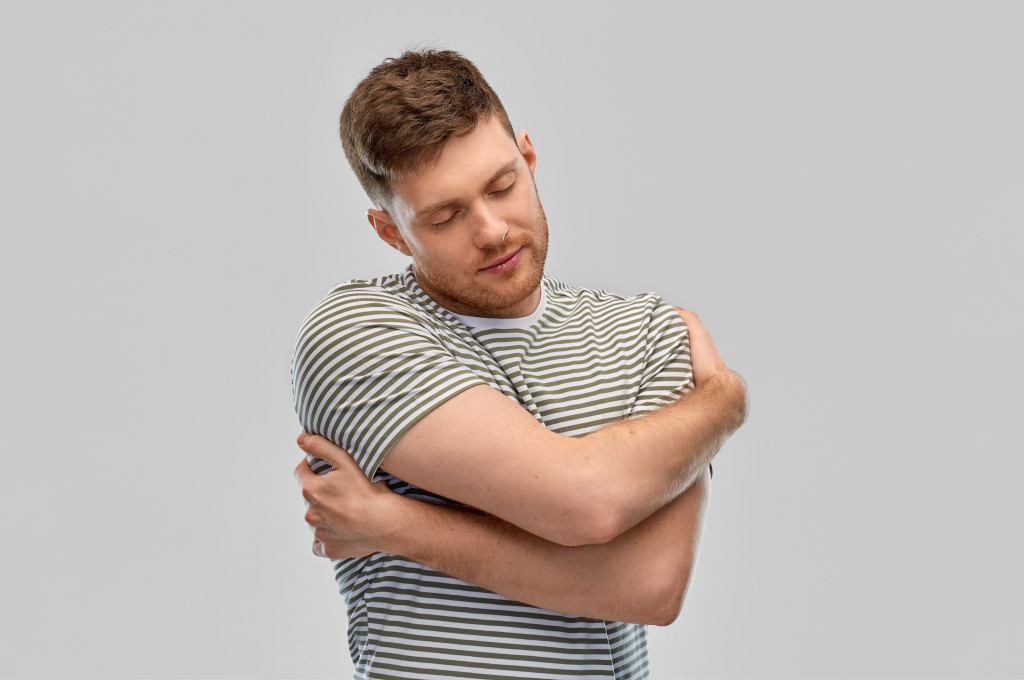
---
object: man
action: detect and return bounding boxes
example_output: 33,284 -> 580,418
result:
292,49 -> 747,679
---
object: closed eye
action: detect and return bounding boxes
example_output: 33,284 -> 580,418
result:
491,181 -> 515,196
431,210 -> 459,227
489,174 -> 516,197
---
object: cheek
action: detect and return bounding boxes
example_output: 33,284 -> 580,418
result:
411,235 -> 463,268
401,227 -> 443,258
522,184 -> 542,217
505,198 -> 532,225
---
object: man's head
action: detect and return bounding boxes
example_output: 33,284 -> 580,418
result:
340,49 -> 549,318
340,49 -> 515,214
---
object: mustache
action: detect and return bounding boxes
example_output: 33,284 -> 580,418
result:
479,239 -> 528,260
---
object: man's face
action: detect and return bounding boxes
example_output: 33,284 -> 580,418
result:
382,116 -> 549,318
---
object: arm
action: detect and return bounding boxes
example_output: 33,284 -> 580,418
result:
297,435 -> 711,625
378,309 -> 745,546
294,294 -> 746,547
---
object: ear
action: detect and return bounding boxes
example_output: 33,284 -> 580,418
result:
367,209 -> 411,255
517,130 -> 537,176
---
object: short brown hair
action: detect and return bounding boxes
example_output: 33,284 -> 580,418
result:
339,49 -> 515,212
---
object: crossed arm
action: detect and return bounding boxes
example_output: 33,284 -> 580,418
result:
294,309 -> 747,624
297,435 -> 711,625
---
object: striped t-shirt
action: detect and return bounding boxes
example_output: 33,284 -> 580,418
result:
292,268 -> 693,679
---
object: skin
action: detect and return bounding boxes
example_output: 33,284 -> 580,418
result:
295,116 -> 748,623
367,117 -> 548,318
297,439 -> 711,625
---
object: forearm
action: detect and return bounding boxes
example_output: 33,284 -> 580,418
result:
578,370 -> 745,541
378,470 -> 712,625
382,370 -> 744,548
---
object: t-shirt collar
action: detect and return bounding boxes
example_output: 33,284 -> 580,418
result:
449,283 -> 547,330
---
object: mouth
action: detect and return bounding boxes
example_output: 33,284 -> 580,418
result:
478,247 -> 523,274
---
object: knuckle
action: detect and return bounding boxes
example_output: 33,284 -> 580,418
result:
300,485 -> 319,505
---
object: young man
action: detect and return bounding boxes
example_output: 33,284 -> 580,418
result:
292,50 -> 747,679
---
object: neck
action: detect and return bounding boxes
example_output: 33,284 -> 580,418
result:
412,267 -> 543,319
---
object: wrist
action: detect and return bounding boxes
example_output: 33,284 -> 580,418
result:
375,492 -> 429,557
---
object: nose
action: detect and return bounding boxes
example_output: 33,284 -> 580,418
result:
472,205 -> 508,249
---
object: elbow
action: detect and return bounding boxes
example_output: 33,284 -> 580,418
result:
550,465 -> 646,546
647,583 -> 688,627
547,487 -> 629,546
569,480 -> 645,546
580,513 -> 624,547
554,504 -> 624,547
639,563 -> 694,626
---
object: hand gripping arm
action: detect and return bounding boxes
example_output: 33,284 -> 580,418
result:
296,435 -> 711,626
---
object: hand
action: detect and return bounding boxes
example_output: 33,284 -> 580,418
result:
674,308 -> 729,387
675,308 -> 749,421
294,434 -> 401,559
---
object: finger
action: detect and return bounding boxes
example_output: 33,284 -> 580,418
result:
297,433 -> 342,467
304,507 -> 326,528
312,540 -> 325,558
294,458 -> 316,483
297,434 -> 364,475
674,307 -> 700,332
675,308 -> 701,329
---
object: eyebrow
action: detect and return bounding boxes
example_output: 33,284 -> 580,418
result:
413,159 -> 520,222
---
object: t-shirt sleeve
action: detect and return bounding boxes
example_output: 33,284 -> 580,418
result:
292,285 -> 486,478
632,300 -> 713,478
629,299 -> 695,418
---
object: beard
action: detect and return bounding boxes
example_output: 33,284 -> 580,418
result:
414,195 -> 549,318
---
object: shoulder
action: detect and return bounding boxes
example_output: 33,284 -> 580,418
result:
545,276 -> 659,309
303,272 -> 420,321
296,271 -> 447,341
543,277 -> 683,331
292,272 -> 452,375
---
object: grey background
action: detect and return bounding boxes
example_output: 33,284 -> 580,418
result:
2,1 -> 1021,678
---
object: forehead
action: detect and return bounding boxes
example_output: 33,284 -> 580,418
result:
389,116 -> 520,220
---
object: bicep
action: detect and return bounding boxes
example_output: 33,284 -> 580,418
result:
292,293 -> 485,477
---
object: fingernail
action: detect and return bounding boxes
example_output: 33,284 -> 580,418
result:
297,433 -> 308,446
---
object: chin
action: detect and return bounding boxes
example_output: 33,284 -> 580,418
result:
416,241 -> 547,316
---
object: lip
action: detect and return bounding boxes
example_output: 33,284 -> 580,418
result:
479,247 -> 523,274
